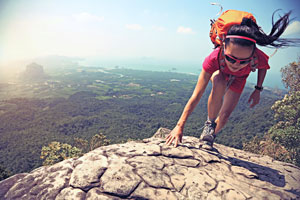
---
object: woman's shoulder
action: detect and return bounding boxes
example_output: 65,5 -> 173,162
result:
206,47 -> 221,61
255,47 -> 270,69
202,47 -> 221,74
255,48 -> 269,61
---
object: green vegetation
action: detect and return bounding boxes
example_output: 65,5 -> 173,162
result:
0,67 -> 281,178
74,133 -> 110,153
40,133 -> 110,166
40,141 -> 82,166
243,58 -> 300,166
0,165 -> 12,181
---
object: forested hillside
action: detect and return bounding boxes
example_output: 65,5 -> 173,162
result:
0,68 -> 282,176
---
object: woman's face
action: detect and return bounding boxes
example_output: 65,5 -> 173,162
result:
224,42 -> 254,72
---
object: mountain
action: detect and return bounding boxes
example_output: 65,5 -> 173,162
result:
0,128 -> 299,200
20,63 -> 49,81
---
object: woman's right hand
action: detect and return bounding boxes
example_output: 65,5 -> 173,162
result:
165,126 -> 183,147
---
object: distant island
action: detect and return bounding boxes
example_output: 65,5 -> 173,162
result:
20,62 -> 49,81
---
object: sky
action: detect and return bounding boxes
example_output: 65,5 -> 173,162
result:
0,0 -> 300,88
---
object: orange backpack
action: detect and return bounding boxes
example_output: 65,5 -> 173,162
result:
210,10 -> 256,47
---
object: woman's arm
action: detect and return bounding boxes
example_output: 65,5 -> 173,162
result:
165,70 -> 212,147
248,68 -> 267,108
257,68 -> 267,87
176,70 -> 212,129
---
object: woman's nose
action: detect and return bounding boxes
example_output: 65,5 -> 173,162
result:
233,61 -> 244,67
232,62 -> 240,67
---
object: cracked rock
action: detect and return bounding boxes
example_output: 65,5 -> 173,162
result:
0,127 -> 299,200
70,157 -> 108,190
99,163 -> 141,197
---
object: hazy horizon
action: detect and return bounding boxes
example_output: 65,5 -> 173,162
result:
1,0 -> 300,89
0,54 -> 287,90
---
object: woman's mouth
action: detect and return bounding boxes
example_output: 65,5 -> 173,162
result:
229,66 -> 240,71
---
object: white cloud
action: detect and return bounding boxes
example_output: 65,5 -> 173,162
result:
283,21 -> 300,36
126,24 -> 143,31
73,12 -> 104,22
177,26 -> 195,34
152,26 -> 166,32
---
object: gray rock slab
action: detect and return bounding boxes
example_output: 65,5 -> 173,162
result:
3,159 -> 74,200
70,157 -> 108,190
135,167 -> 173,189
86,188 -> 122,200
106,141 -> 161,157
99,163 -> 141,197
1,128 -> 300,200
55,187 -> 86,200
130,182 -> 185,200
161,144 -> 194,158
126,155 -> 165,169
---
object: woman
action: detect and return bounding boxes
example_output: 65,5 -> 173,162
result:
165,10 -> 299,150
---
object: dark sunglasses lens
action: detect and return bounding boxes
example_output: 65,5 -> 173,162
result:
225,55 -> 236,64
240,60 -> 251,65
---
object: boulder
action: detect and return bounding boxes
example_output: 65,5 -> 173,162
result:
1,128 -> 299,199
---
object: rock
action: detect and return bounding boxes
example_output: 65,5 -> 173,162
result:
131,182 -> 185,200
21,62 -> 49,81
99,163 -> 141,197
55,187 -> 86,200
163,164 -> 188,192
152,127 -> 171,139
127,155 -> 165,169
161,144 -> 194,158
69,158 -> 108,190
1,128 -> 300,200
0,173 -> 28,198
86,188 -> 122,200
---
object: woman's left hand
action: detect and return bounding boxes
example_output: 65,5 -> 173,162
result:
248,90 -> 260,108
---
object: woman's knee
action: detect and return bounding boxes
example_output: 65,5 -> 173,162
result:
211,71 -> 227,91
217,89 -> 241,123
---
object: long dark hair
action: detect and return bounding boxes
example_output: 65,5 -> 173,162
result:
225,10 -> 300,48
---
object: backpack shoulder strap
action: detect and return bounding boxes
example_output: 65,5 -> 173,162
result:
250,52 -> 258,72
217,47 -> 226,70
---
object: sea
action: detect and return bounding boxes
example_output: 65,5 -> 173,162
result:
79,58 -> 286,90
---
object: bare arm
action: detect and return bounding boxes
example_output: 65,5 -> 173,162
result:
248,68 -> 267,108
256,68 -> 267,87
165,70 -> 212,147
176,70 -> 212,129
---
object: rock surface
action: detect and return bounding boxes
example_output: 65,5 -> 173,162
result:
1,127 -> 300,200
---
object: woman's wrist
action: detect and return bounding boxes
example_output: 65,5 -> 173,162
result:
176,122 -> 185,130
254,85 -> 263,91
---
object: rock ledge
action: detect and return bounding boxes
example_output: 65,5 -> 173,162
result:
1,128 -> 300,200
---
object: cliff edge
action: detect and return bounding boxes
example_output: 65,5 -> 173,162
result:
0,128 -> 299,200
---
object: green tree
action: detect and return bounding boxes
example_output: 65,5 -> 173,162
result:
74,137 -> 89,153
243,135 -> 292,163
41,133 -> 111,166
0,164 -> 12,181
268,91 -> 300,165
40,141 -> 82,166
243,58 -> 300,166
280,58 -> 300,92
89,133 -> 110,151
74,132 -> 110,152
270,57 -> 300,165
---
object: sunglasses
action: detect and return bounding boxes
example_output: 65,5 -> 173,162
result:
224,54 -> 252,65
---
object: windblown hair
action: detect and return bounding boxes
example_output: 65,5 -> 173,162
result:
225,10 -> 300,48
